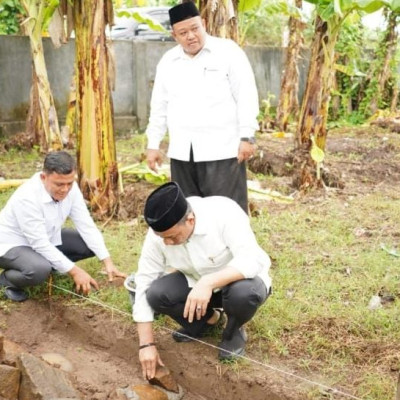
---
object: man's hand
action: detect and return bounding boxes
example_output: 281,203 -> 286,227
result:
147,149 -> 163,173
139,345 -> 165,380
183,280 -> 213,323
68,265 -> 99,295
137,322 -> 164,379
237,141 -> 255,163
102,257 -> 127,282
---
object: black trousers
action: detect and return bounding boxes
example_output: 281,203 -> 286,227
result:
146,271 -> 269,340
0,228 -> 95,289
170,148 -> 248,214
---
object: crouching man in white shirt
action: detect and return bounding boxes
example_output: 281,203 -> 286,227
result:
0,151 -> 126,302
133,181 -> 272,380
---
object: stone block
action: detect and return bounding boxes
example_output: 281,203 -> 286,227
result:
0,364 -> 20,400
109,383 -> 184,400
2,339 -> 24,367
18,353 -> 81,400
149,366 -> 179,393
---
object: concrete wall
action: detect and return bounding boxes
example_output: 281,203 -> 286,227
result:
0,36 -> 309,136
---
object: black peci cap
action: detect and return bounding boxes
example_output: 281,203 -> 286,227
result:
169,2 -> 200,26
144,182 -> 188,232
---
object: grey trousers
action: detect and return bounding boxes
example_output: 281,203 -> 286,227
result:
146,271 -> 269,340
0,228 -> 95,289
170,148 -> 248,214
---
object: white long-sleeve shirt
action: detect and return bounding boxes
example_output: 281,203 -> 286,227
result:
0,172 -> 110,273
133,196 -> 271,322
146,35 -> 259,162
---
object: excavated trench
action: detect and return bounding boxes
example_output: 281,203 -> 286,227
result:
0,299 -> 298,400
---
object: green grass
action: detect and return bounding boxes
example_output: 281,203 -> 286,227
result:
0,132 -> 399,399
249,189 -> 400,399
0,146 -> 42,178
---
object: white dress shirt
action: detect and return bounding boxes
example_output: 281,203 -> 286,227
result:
133,196 -> 271,322
0,172 -> 110,273
146,35 -> 259,162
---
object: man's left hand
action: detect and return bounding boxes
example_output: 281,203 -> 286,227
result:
102,257 -> 127,282
184,281 -> 213,323
237,141 -> 255,163
68,265 -> 99,295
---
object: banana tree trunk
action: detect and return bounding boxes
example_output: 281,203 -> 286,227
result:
73,0 -> 118,219
26,68 -> 45,149
275,0 -> 304,131
199,0 -> 239,42
369,11 -> 398,114
60,74 -> 77,149
293,15 -> 340,190
330,68 -> 340,119
391,85 -> 399,112
21,0 -> 62,152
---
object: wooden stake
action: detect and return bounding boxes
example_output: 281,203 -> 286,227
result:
48,274 -> 53,298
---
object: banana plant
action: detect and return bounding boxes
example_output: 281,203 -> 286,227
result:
199,0 -> 239,41
365,9 -> 400,115
20,0 -> 63,152
275,0 -> 306,132
36,0 -> 119,218
294,0 -> 391,189
73,0 -> 119,219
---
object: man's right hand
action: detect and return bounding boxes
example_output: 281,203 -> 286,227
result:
68,265 -> 99,295
147,149 -> 163,173
139,345 -> 164,380
137,322 -> 164,379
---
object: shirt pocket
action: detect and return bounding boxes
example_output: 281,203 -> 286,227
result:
203,68 -> 230,103
207,246 -> 232,267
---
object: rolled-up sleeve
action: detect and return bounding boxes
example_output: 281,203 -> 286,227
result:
68,184 -> 110,261
133,230 -> 166,322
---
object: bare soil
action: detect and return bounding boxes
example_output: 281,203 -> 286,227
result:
1,126 -> 399,400
0,299 -> 297,400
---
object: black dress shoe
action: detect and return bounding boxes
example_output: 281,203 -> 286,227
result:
172,310 -> 226,343
218,327 -> 247,361
172,328 -> 197,343
172,323 -> 221,343
4,287 -> 28,302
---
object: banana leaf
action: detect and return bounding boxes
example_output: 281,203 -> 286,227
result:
119,162 -> 169,186
247,180 -> 294,203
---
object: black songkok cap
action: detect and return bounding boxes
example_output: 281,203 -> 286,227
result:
144,182 -> 188,232
169,2 -> 200,26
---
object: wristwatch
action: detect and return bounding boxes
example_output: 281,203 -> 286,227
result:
240,137 -> 256,145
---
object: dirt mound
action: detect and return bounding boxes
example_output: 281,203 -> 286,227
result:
0,300 -> 301,400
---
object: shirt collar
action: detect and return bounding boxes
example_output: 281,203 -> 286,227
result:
202,34 -> 213,51
35,172 -> 55,204
187,198 -> 208,237
175,34 -> 213,60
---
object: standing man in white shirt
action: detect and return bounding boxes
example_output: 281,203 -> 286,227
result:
0,151 -> 126,302
134,182 -> 271,379
146,1 -> 259,214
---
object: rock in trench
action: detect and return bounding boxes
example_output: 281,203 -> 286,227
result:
18,353 -> 81,400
